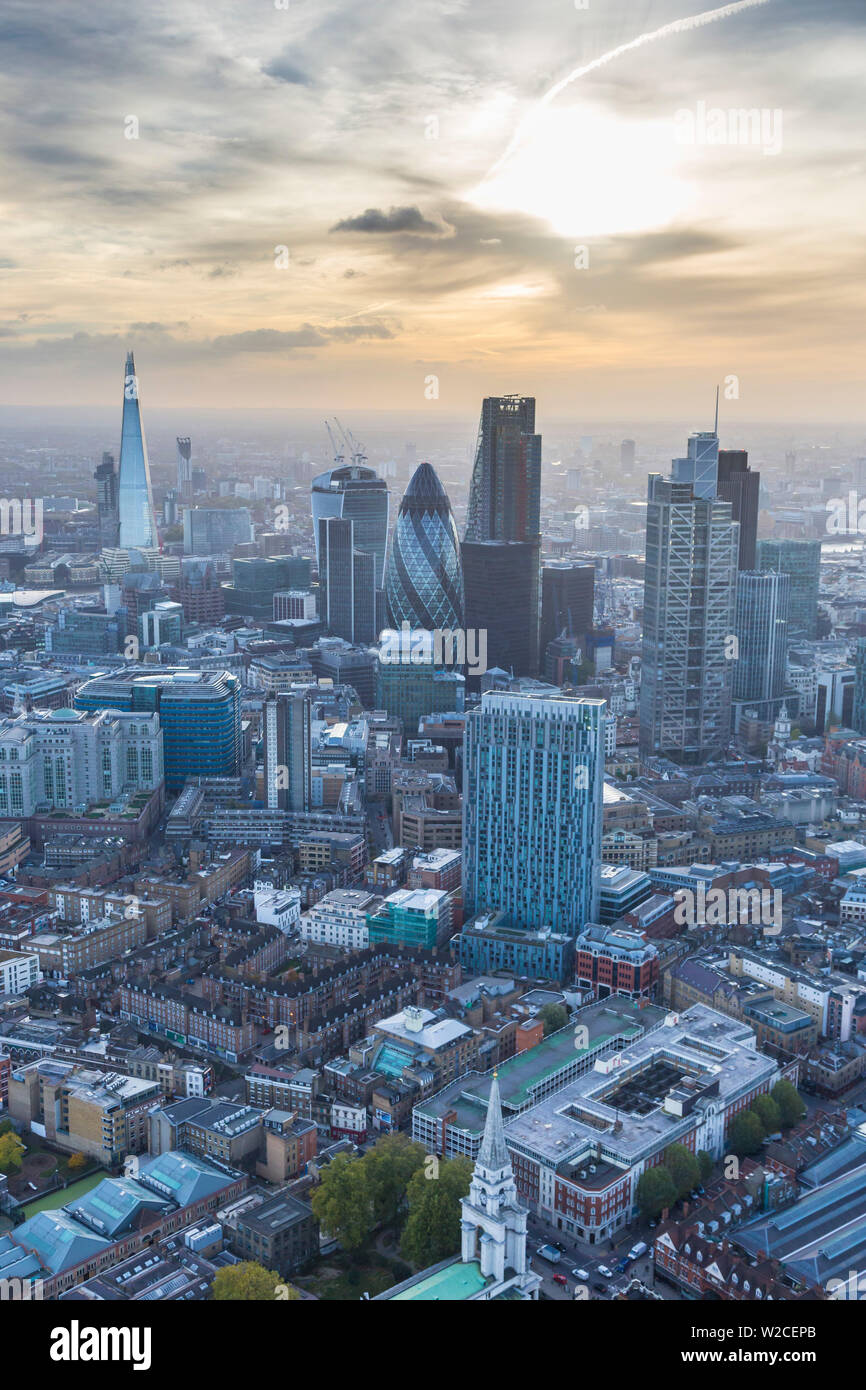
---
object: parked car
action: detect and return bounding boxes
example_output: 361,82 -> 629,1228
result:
552,1273 -> 569,1286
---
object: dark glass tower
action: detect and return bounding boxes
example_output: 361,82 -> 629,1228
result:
718,449 -> 760,571
318,516 -> 376,645
94,451 -> 119,549
539,562 -> 595,663
464,396 -> 542,676
117,351 -> 158,550
385,462 -> 463,631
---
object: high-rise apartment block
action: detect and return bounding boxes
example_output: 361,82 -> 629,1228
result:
463,692 -> 605,932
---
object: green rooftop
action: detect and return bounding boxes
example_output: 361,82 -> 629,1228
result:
389,1258 -> 490,1301
419,997 -> 666,1132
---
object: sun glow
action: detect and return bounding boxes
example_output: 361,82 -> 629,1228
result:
471,106 -> 691,239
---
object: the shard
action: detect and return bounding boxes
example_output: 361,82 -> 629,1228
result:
117,350 -> 158,550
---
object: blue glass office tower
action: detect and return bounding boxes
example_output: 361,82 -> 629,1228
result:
385,462 -> 463,631
75,668 -> 240,791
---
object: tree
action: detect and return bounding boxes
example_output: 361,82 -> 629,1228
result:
697,1150 -> 713,1183
311,1153 -> 372,1250
664,1143 -> 700,1200
771,1080 -> 805,1129
752,1094 -> 782,1135
0,1131 -> 25,1174
364,1132 -> 427,1229
67,1152 -> 87,1171
636,1165 -> 677,1221
212,1262 -> 290,1301
400,1157 -> 473,1267
538,1003 -> 568,1036
727,1112 -> 765,1158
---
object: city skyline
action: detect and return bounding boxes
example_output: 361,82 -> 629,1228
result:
0,0 -> 864,418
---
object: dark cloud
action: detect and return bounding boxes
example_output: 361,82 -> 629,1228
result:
330,206 -> 446,236
264,52 -> 313,86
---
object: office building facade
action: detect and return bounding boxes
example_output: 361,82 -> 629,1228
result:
718,449 -> 760,571
75,668 -> 240,791
756,538 -> 821,642
311,463 -> 390,588
318,516 -> 376,645
733,571 -> 790,704
640,443 -> 738,764
463,396 -> 542,677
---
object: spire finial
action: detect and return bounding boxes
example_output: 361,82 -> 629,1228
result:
714,384 -> 720,435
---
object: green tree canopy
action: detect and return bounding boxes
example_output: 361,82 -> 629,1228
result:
538,1003 -> 569,1036
697,1150 -> 713,1183
771,1080 -> 806,1129
400,1157 -> 473,1267
727,1111 -> 765,1158
364,1133 -> 427,1229
0,1131 -> 25,1174
664,1143 -> 701,1200
752,1094 -> 782,1134
636,1165 -> 677,1221
212,1262 -> 290,1301
311,1153 -> 373,1250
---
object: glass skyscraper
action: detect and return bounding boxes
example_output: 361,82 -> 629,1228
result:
117,351 -> 158,551
385,462 -> 463,631
463,691 -> 605,933
733,571 -> 790,704
756,539 -> 821,641
640,428 -> 739,764
463,396 -> 542,677
75,668 -> 240,791
311,464 -> 390,588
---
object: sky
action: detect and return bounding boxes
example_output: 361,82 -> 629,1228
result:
0,0 -> 864,420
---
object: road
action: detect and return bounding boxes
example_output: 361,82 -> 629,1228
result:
527,1212 -> 673,1300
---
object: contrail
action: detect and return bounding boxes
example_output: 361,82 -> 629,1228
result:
485,0 -> 775,180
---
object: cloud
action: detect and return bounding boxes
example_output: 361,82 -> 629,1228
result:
264,52 -> 313,86
330,206 -> 447,236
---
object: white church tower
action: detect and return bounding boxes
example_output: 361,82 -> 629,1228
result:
460,1071 -> 537,1293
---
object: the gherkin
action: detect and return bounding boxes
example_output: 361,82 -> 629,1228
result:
385,462 -> 464,631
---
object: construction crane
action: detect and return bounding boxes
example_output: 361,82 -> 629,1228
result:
334,416 -> 367,468
325,420 -> 345,467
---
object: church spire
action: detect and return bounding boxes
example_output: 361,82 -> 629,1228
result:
477,1069 -> 510,1174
